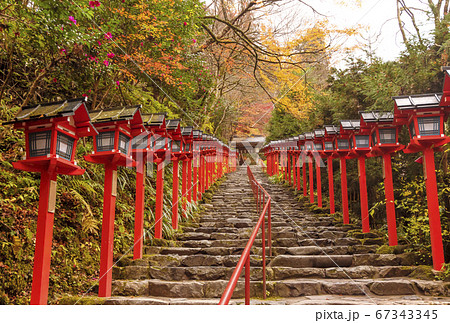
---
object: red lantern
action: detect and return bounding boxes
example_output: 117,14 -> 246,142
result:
329,124 -> 351,224
4,97 -> 96,304
313,129 -> 325,208
84,105 -> 144,298
343,120 -> 371,233
166,119 -> 182,229
323,126 -> 339,215
360,111 -> 404,246
192,130 -> 203,200
143,113 -> 168,240
297,135 -> 307,196
393,91 -> 450,271
181,127 -> 194,215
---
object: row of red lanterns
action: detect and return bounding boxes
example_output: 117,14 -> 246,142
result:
4,100 -> 238,304
262,67 -> 450,272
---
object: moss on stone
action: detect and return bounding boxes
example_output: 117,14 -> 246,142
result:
376,245 -> 395,254
408,265 -> 436,280
56,295 -> 106,305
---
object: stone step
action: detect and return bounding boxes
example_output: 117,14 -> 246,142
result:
176,230 -> 349,241
111,278 -> 450,298
117,254 -> 265,268
114,264 -> 426,282
144,246 -> 261,256
269,253 -> 416,268
273,245 -> 378,256
113,265 -> 266,281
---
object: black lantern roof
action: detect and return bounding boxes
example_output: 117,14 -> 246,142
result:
393,93 -> 442,110
89,105 -> 141,123
314,129 -> 325,138
5,97 -> 90,125
340,120 -> 360,130
360,111 -> 394,123
181,127 -> 193,136
193,130 -> 202,139
166,119 -> 181,130
142,113 -> 166,127
324,125 -> 339,135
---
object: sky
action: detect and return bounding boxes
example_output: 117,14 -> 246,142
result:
204,0 -> 436,67
305,0 -> 434,65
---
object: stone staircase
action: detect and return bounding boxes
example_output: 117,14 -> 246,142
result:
105,166 -> 450,305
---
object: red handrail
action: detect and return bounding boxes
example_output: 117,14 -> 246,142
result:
218,166 -> 272,305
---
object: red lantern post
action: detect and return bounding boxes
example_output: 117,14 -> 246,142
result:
360,111 -> 404,246
331,125 -> 351,225
180,127 -> 193,214
323,126 -> 339,214
343,120 -> 372,233
5,98 -> 96,304
297,135 -> 308,197
304,132 -> 315,203
393,90 -> 450,271
148,114 -> 170,239
192,130 -> 203,201
131,113 -> 156,260
313,130 -> 326,208
166,120 -> 183,229
85,105 -> 143,297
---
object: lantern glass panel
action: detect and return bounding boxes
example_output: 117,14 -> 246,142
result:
132,134 -> 149,150
154,137 -> 166,151
349,138 -> 354,149
379,128 -> 396,144
324,141 -> 334,151
172,140 -> 181,152
371,131 -> 378,146
96,131 -> 115,152
408,121 -> 416,139
56,132 -> 74,160
417,116 -> 440,136
314,142 -> 323,151
306,142 -> 313,150
355,135 -> 370,148
337,139 -> 349,149
118,133 -> 130,155
29,130 -> 51,157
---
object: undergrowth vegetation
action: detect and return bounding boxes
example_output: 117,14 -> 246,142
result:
0,105 -> 204,304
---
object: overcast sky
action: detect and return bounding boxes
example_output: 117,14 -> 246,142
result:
306,0 -> 434,65
204,0 -> 436,67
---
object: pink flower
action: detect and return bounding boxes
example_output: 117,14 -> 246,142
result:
98,41 -> 102,46
192,39 -> 196,43
68,16 -> 77,25
82,94 -> 88,97
183,22 -> 187,26
61,27 -> 64,31
104,32 -> 112,39
140,42 -> 143,46
53,78 -> 58,83
89,1 -> 101,8
116,81 -> 120,86
103,60 -> 109,66
107,53 -> 115,58
179,81 -> 182,85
